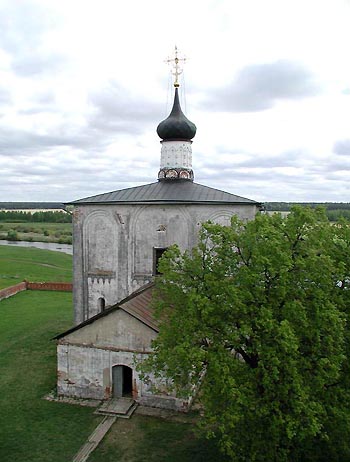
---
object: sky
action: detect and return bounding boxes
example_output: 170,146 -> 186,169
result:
0,0 -> 350,203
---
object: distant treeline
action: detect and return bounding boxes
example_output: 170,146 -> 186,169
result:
264,202 -> 350,221
0,211 -> 72,223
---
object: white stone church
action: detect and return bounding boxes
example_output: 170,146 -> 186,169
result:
55,79 -> 261,411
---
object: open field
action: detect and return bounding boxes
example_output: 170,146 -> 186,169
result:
0,246 -> 72,289
0,291 -> 101,462
0,247 -> 225,461
0,291 -> 225,462
0,222 -> 72,244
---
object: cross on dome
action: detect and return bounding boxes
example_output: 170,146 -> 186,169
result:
165,46 -> 187,88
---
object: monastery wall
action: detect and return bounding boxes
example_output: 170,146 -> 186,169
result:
0,281 -> 27,301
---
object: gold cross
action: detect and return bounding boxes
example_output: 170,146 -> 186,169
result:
165,46 -> 187,88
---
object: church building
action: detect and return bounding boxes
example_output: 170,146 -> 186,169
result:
55,64 -> 261,410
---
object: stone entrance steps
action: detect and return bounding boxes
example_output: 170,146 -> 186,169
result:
95,397 -> 138,419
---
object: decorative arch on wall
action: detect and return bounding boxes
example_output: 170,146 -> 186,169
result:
207,210 -> 237,227
131,205 -> 193,276
83,210 -> 118,274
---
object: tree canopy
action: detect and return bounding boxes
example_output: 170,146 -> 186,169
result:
0,210 -> 71,223
141,207 -> 350,462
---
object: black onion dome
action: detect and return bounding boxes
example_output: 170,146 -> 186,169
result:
157,88 -> 197,141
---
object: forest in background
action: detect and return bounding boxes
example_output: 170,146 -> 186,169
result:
0,211 -> 71,223
264,202 -> 350,221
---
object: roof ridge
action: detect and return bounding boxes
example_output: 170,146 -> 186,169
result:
68,181 -> 260,206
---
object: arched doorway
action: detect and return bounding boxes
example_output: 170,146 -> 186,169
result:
112,365 -> 133,398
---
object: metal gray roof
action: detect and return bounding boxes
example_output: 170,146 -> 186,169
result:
69,181 -> 259,206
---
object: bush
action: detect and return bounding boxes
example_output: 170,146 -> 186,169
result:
7,230 -> 18,241
58,236 -> 72,245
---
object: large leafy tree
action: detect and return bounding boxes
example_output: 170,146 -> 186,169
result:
141,207 -> 350,462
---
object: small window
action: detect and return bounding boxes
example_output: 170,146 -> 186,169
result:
153,247 -> 168,275
98,297 -> 106,312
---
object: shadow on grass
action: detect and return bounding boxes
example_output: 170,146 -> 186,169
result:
89,414 -> 229,462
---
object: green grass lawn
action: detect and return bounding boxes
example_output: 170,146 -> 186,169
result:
90,413 -> 227,462
0,291 -> 101,462
0,247 -> 226,461
0,246 -> 72,289
0,290 -> 226,462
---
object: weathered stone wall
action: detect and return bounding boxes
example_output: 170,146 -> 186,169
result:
73,203 -> 259,324
62,309 -> 157,352
57,344 -> 188,410
56,308 -> 188,410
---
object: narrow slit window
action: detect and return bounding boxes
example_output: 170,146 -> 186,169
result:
98,297 -> 106,312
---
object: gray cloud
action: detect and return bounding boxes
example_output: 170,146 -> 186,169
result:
12,53 -> 68,77
235,150 -> 305,169
333,139 -> 350,156
0,87 -> 12,105
202,60 -> 321,112
0,1 -> 66,78
0,126 -> 96,156
0,147 -> 159,202
196,148 -> 306,170
18,91 -> 57,115
88,81 -> 162,135
0,1 -> 58,53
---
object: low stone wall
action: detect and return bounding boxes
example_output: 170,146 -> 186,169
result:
0,281 -> 27,301
27,282 -> 72,292
0,281 -> 72,301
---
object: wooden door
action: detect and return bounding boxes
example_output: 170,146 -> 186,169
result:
112,365 -> 123,398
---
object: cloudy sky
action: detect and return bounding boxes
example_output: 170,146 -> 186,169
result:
0,0 -> 349,203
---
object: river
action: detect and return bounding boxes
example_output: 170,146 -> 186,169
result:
0,240 -> 73,255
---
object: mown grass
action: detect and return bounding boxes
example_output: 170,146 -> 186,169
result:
0,222 -> 72,244
0,291 -> 101,462
0,247 -> 225,462
90,413 -> 227,462
0,245 -> 72,289
0,289 -> 225,462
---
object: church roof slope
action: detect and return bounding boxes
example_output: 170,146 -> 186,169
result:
54,282 -> 158,339
69,181 -> 259,206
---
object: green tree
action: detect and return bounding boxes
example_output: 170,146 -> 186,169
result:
141,207 -> 350,462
